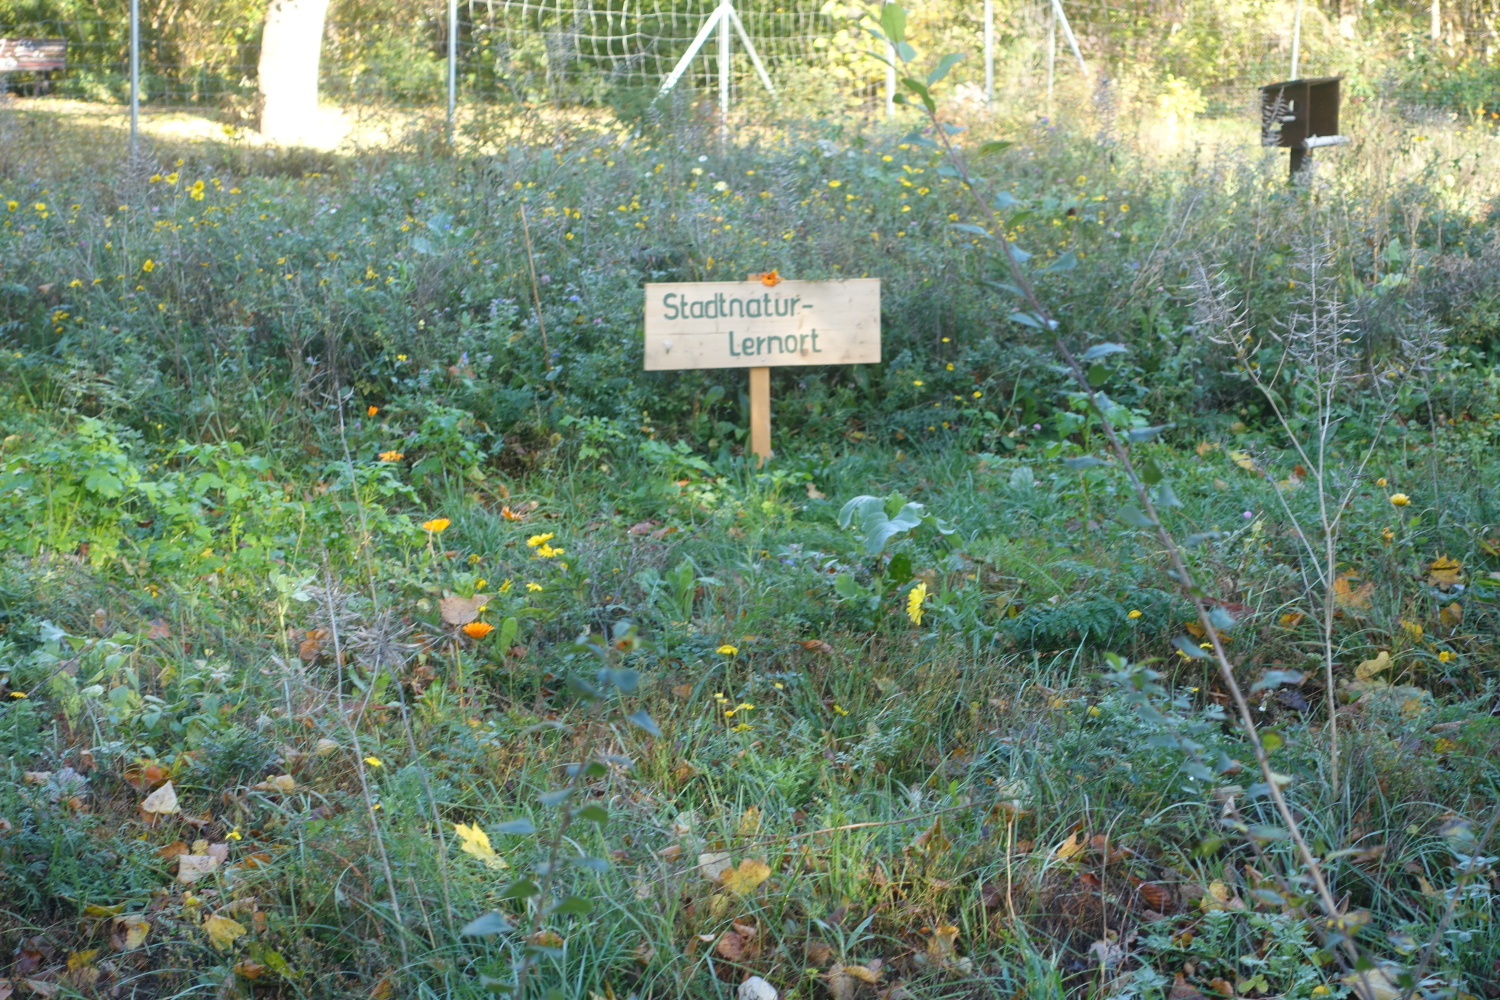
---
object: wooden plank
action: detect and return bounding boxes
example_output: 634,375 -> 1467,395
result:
0,39 -> 67,72
748,366 -> 771,462
643,278 -> 880,371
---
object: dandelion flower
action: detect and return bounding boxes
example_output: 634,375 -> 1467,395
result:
907,582 -> 928,625
141,259 -> 156,273
364,756 -> 383,767
832,704 -> 849,716
526,532 -> 555,548
422,517 -> 452,533
1389,493 -> 1410,507
716,644 -> 739,655
1437,650 -> 1454,663
1127,609 -> 1142,619
526,583 -> 543,592
462,622 -> 495,639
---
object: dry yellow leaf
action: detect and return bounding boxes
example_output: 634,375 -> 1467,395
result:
140,781 -> 180,815
1440,602 -> 1463,627
1051,832 -> 1087,862
83,903 -> 125,917
177,853 -> 224,885
843,963 -> 882,984
1195,440 -> 1220,457
1333,575 -> 1374,610
203,914 -> 246,951
439,594 -> 489,626
736,806 -> 762,838
252,775 -> 297,794
114,916 -> 150,951
453,822 -> 508,870
1228,450 -> 1259,473
719,858 -> 772,895
1355,651 -> 1392,682
698,851 -> 732,883
1427,556 -> 1463,588
908,817 -> 951,856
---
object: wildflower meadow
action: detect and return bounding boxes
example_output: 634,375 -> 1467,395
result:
3,8 -> 1500,999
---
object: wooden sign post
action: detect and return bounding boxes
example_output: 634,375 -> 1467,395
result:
644,278 -> 881,463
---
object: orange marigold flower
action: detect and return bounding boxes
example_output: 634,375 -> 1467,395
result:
462,621 -> 494,639
367,405 -> 379,417
758,269 -> 782,286
422,517 -> 451,533
379,450 -> 404,462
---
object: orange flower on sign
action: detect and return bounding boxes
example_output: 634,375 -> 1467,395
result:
462,622 -> 494,639
752,269 -> 783,286
422,518 -> 451,533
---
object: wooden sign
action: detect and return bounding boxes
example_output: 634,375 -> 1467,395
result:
642,278 -> 881,462
643,278 -> 880,370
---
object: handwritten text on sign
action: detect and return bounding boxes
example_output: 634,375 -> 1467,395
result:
643,279 -> 881,371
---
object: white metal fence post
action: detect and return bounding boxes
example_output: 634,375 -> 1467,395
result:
984,0 -> 994,103
447,0 -> 458,143
718,1 -> 732,125
129,0 -> 140,150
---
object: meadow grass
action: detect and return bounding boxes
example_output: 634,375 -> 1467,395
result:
1,90 -> 1499,1000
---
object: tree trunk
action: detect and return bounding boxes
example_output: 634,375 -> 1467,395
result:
257,0 -> 331,144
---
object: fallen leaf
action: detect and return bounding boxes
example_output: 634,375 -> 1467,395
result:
1278,611 -> 1305,628
805,482 -> 827,499
1427,556 -> 1463,589
177,853 -> 224,885
1228,450 -> 1259,473
203,914 -> 246,950
23,772 -> 51,785
658,844 -> 683,862
799,639 -> 834,654
297,629 -> 329,661
439,594 -> 489,626
314,738 -> 340,755
737,806 -> 762,838
907,817 -> 951,856
83,903 -> 125,917
233,961 -> 266,980
844,963 -> 881,984
698,851 -> 733,883
252,774 -> 297,794
719,858 -> 772,895
111,916 -> 150,951
157,840 -> 189,860
146,618 -> 172,640
1342,966 -> 1403,1000
1134,879 -> 1174,914
1195,441 -> 1219,457
671,684 -> 694,700
140,781 -> 180,815
23,981 -> 59,998
1356,651 -> 1392,682
1051,831 -> 1087,862
453,822 -> 508,870
627,520 -> 658,535
1440,602 -> 1462,627
715,932 -> 748,961
1333,574 -> 1374,610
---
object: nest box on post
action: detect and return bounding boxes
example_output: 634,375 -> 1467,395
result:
1260,76 -> 1349,180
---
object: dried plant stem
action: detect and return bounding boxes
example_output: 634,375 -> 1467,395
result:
1399,796 -> 1500,1000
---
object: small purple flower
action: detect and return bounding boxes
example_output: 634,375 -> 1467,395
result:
1243,511 -> 1254,519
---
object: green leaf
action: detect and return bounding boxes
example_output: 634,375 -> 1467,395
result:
1207,606 -> 1237,631
497,616 -> 518,650
900,77 -> 935,113
548,895 -> 594,916
1117,506 -> 1155,528
1087,363 -> 1108,387
978,140 -> 1013,156
538,788 -> 573,807
1138,459 -> 1164,486
1251,669 -> 1305,692
1008,311 -> 1046,330
1155,482 -> 1183,508
1172,635 -> 1211,659
627,709 -> 660,737
1126,424 -> 1171,442
497,818 -> 538,835
1260,731 -> 1284,752
879,3 -> 907,44
609,668 -> 639,694
574,804 -> 609,824
1007,244 -> 1032,264
1079,342 -> 1128,362
461,912 -> 514,936
950,223 -> 992,238
570,856 -> 612,872
894,40 -> 917,62
1061,456 -> 1107,469
927,53 -> 965,86
500,878 -> 541,900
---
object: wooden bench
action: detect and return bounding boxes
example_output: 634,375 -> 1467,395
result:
0,38 -> 67,95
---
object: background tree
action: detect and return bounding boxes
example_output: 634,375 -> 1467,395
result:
256,0 -> 330,143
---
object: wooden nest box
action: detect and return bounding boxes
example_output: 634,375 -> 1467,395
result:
1260,76 -> 1349,178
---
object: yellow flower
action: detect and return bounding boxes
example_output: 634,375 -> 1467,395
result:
526,582 -> 543,592
912,380 -> 924,387
1437,650 -> 1454,663
833,704 -> 849,716
474,578 -> 487,590
364,756 -> 383,767
422,517 -> 452,533
1119,204 -> 1130,212
499,579 -> 513,593
907,582 -> 928,625
1127,609 -> 1142,619
1389,493 -> 1410,507
367,405 -> 379,416
828,180 -> 842,187
1376,477 -> 1388,487
4,200 -> 16,211
141,259 -> 156,273
534,543 -> 563,558
527,532 -> 555,548
9,691 -> 25,699
716,644 -> 739,655
33,202 -> 46,212
164,172 -> 179,185
396,354 -> 408,362
463,622 -> 495,639
379,450 -> 404,462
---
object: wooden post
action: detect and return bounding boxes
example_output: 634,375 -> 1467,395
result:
749,366 -> 771,464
